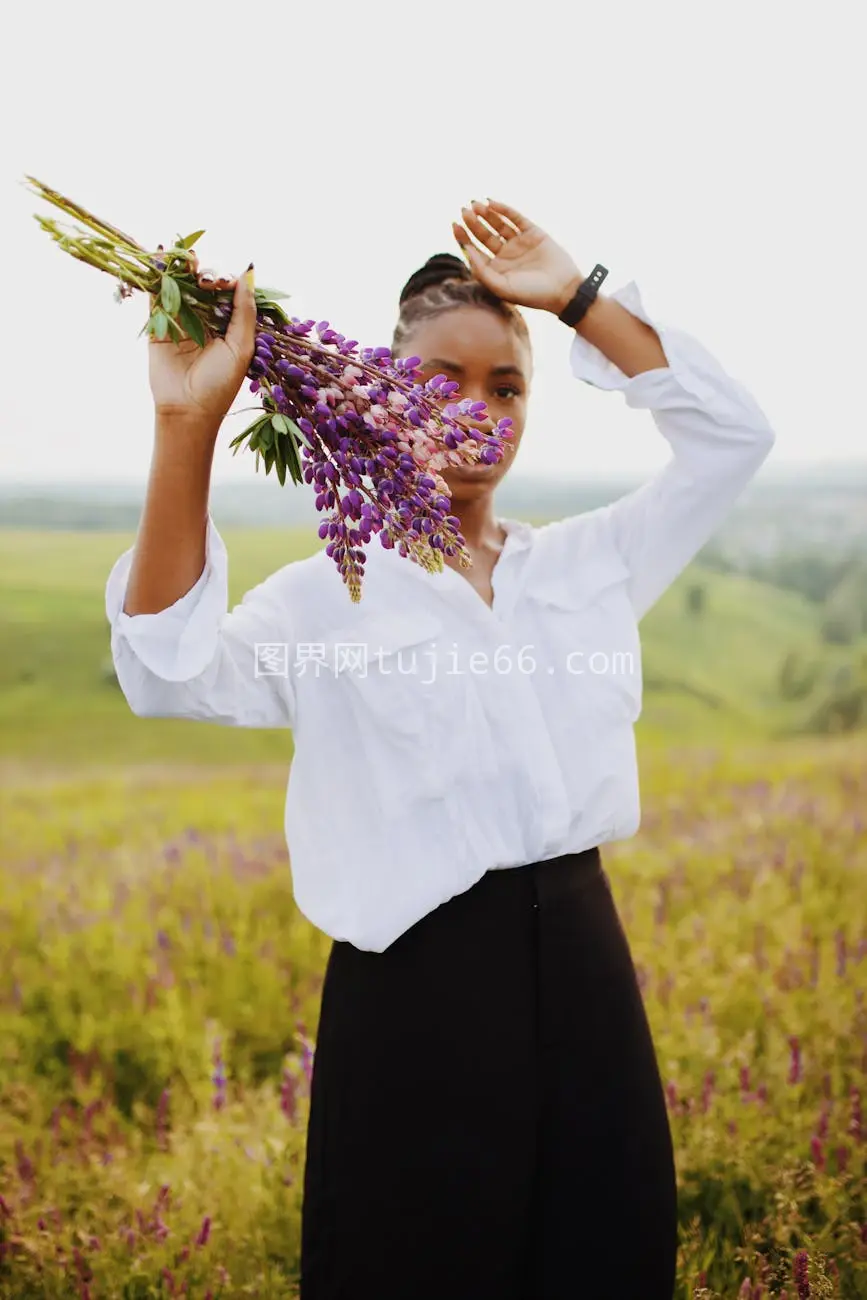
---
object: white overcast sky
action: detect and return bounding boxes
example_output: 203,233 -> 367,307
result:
0,0 -> 863,485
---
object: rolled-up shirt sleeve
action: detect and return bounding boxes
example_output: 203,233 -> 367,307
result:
105,516 -> 296,728
569,282 -> 776,619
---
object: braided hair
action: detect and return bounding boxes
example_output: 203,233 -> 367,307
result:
392,253 -> 530,356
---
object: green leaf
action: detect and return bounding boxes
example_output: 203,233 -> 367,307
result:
273,433 -> 287,485
180,229 -> 206,249
258,423 -> 274,450
263,447 -> 276,475
178,304 -> 206,348
160,275 -> 182,315
271,413 -> 289,435
284,419 -> 304,484
285,416 -> 307,445
165,317 -> 182,344
255,285 -> 290,301
152,310 -> 169,341
249,429 -> 263,453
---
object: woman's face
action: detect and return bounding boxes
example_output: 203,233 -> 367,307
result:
403,306 -> 531,505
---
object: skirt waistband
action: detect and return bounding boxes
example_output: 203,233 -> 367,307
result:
487,847 -> 604,903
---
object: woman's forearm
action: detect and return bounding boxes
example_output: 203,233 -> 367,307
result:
572,292 -> 669,379
123,413 -> 220,615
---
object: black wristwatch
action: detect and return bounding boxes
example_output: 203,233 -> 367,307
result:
558,264 -> 608,328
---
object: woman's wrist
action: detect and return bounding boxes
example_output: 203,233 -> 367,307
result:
155,408 -> 222,445
547,272 -> 585,318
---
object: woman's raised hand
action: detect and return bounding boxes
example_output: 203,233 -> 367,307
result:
148,261 -> 257,427
453,200 -> 584,317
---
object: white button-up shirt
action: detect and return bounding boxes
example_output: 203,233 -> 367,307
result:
106,283 -> 775,951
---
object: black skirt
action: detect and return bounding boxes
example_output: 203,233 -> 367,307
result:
300,849 -> 678,1300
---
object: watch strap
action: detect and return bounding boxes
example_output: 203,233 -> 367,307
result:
558,264 -> 608,328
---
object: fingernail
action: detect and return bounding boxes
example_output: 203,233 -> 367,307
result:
245,262 -> 255,291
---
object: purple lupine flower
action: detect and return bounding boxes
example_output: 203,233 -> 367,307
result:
817,1102 -> 830,1140
836,929 -> 847,977
195,1216 -> 211,1248
850,1087 -> 863,1142
212,1043 -> 228,1112
788,1036 -> 802,1085
281,1066 -> 298,1121
738,1280 -> 752,1298
701,1071 -> 715,1113
15,1140 -> 35,1183
793,1248 -> 810,1298
299,1035 -> 315,1086
232,322 -> 515,600
809,1135 -> 824,1169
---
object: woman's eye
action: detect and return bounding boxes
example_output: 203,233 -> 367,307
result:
494,385 -> 521,400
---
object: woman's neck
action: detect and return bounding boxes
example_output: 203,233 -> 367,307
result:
451,492 -> 503,551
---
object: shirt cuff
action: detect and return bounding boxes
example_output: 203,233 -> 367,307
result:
568,280 -> 735,414
105,515 -> 229,682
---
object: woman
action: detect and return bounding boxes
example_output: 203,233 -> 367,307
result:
108,199 -> 775,1299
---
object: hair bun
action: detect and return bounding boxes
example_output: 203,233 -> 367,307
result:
398,252 -> 471,306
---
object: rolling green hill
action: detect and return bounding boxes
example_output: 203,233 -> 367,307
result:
0,529 -> 857,765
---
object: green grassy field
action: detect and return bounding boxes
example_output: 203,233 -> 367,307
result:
1,530 -> 866,1298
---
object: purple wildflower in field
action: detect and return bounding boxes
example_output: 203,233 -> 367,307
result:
816,1101 -> 830,1140
788,1036 -> 803,1085
810,1135 -> 825,1169
793,1248 -> 810,1298
701,1071 -> 715,1113
212,1044 -> 228,1112
281,1065 -> 298,1121
850,1087 -> 863,1142
297,1026 -> 315,1085
195,1215 -> 211,1248
836,928 -> 848,976
15,1140 -> 35,1183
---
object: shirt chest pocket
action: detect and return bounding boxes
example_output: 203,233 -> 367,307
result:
320,610 -> 481,812
527,553 -> 643,725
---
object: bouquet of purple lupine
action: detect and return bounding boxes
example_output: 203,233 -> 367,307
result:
28,178 -> 513,600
